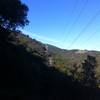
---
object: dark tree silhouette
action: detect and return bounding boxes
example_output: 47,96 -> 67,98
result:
82,55 -> 97,87
70,63 -> 78,80
70,63 -> 82,81
0,0 -> 29,30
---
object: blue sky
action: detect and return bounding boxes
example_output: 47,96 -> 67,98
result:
21,0 -> 100,50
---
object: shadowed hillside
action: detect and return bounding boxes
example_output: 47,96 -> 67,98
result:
9,31 -> 100,84
0,27 -> 100,100
0,0 -> 100,99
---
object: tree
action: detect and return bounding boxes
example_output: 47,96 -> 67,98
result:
70,63 -> 82,81
82,55 -> 97,87
0,0 -> 29,30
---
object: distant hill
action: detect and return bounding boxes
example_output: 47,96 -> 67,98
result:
13,33 -> 100,74
12,32 -> 100,79
0,27 -> 100,99
47,44 -> 100,78
16,32 -> 100,59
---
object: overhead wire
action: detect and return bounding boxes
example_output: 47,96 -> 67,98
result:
61,0 -> 79,35
59,0 -> 79,47
79,30 -> 99,48
67,9 -> 100,49
62,0 -> 89,43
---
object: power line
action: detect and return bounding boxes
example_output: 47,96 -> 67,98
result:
61,0 -> 79,34
59,0 -> 79,46
93,45 -> 100,51
62,0 -> 89,43
80,30 -> 99,47
67,10 -> 100,49
59,0 -> 79,47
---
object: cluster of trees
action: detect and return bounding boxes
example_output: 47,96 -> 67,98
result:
0,0 -> 29,42
53,54 -> 98,87
69,55 -> 97,87
82,55 -> 97,87
0,0 -> 29,30
48,52 -> 98,88
0,0 -> 99,89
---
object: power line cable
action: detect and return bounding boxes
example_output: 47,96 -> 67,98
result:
67,10 -> 100,49
59,0 -> 79,47
62,0 -> 89,43
61,0 -> 79,35
80,30 -> 99,47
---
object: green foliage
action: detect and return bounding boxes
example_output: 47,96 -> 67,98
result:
0,0 -> 29,30
7,31 -> 100,87
1,29 -> 100,99
16,33 -> 45,58
82,55 -> 97,87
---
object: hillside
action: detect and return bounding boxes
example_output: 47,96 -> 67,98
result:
13,32 -> 100,80
1,27 -> 100,99
0,0 -> 100,99
15,32 -> 100,63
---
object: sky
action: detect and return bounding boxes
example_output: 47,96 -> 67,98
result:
21,0 -> 100,50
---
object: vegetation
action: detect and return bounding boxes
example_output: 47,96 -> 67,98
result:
1,0 -> 100,99
0,0 -> 29,30
1,28 -> 100,100
9,32 -> 100,87
82,55 -> 97,87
